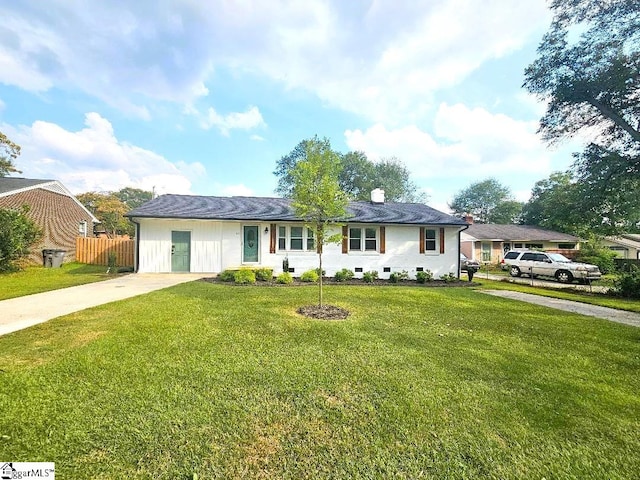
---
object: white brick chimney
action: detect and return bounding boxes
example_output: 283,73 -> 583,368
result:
371,188 -> 385,203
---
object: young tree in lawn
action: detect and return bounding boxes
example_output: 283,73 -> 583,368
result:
290,137 -> 348,307
0,131 -> 22,177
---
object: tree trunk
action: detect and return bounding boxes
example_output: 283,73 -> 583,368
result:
588,96 -> 640,144
318,252 -> 323,307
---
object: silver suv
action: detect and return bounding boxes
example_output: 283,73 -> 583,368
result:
503,250 -> 602,284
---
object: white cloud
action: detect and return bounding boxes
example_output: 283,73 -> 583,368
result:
244,0 -> 551,123
345,103 -> 556,180
2,113 -> 204,195
0,1 -> 550,121
344,102 -> 589,209
200,106 -> 266,135
217,183 -> 255,196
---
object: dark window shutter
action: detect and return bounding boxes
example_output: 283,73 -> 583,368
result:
379,226 -> 385,254
342,226 -> 348,254
440,227 -> 445,254
419,227 -> 425,254
270,224 -> 276,254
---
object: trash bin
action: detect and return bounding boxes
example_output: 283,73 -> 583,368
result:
42,249 -> 66,268
467,267 -> 477,282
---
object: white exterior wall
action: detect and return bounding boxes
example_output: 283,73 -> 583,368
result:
136,218 -> 463,278
136,218 -> 225,273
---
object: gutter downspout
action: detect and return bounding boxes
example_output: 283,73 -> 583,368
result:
458,224 -> 470,279
130,217 -> 140,273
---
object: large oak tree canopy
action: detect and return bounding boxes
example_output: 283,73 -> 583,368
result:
523,0 -> 640,233
524,0 -> 640,146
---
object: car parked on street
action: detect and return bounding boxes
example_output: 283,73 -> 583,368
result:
501,250 -> 601,284
500,250 -> 523,270
460,253 -> 481,272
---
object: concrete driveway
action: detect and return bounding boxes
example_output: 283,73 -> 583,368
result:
0,273 -> 204,336
475,272 -> 609,293
480,290 -> 640,327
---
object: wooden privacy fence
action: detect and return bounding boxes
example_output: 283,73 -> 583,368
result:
76,237 -> 135,267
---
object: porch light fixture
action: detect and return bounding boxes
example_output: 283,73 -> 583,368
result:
264,226 -> 269,234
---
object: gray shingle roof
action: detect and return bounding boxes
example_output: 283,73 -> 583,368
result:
126,194 -> 467,226
0,178 -> 53,195
464,224 -> 579,241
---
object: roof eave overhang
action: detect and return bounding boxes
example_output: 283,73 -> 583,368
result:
126,214 -> 468,227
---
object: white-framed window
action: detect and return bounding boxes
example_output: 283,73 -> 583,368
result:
481,242 -> 491,261
425,228 -> 437,252
307,229 -> 315,251
290,226 -> 303,250
277,225 -> 316,252
349,227 -> 378,252
79,221 -> 88,237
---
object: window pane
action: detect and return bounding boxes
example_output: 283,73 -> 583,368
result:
307,228 -> 315,251
349,228 -> 361,251
290,227 -> 303,250
425,229 -> 436,251
278,226 -> 286,250
365,228 -> 377,251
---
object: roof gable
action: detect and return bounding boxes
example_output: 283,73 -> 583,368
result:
126,194 -> 467,226
0,178 -> 54,195
606,234 -> 640,249
0,177 -> 98,223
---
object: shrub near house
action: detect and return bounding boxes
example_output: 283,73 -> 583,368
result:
0,206 -> 43,272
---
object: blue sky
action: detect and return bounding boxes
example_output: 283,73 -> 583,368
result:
0,0 -> 582,213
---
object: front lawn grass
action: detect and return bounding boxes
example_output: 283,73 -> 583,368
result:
474,278 -> 640,313
0,262 -> 114,300
1,283 -> 638,479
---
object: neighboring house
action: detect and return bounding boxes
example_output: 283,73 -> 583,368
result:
461,222 -> 580,263
603,234 -> 640,259
125,192 -> 469,279
0,178 -> 98,264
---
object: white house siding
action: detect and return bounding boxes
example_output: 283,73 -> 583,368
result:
137,218 -> 224,273
270,224 -> 461,279
137,219 -> 463,278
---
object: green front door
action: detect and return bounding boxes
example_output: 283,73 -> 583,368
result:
171,231 -> 191,272
243,226 -> 259,263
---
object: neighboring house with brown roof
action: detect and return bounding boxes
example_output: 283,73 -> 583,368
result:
461,223 -> 581,263
0,178 -> 98,264
603,234 -> 640,259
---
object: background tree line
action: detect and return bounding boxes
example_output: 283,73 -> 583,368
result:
77,188 -> 153,238
274,136 -> 426,203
